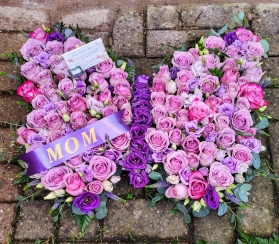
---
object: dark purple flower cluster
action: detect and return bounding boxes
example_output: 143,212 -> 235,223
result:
125,75 -> 152,188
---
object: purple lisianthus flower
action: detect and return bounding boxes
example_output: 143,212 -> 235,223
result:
75,164 -> 93,182
136,74 -> 149,84
170,66 -> 180,80
132,100 -> 152,111
33,52 -> 51,69
152,148 -> 173,162
130,124 -> 148,140
75,80 -> 86,96
123,151 -> 147,171
129,170 -> 149,188
62,123 -> 75,136
179,165 -> 191,185
82,150 -> 94,162
145,164 -> 153,174
73,192 -> 100,212
86,66 -> 96,74
215,84 -> 227,97
184,120 -> 204,137
223,32 -> 237,46
199,167 -> 209,176
133,109 -> 153,126
130,139 -> 149,154
242,138 -> 262,153
206,131 -> 217,142
188,78 -> 200,92
103,149 -> 122,163
204,186 -> 219,210
43,102 -> 56,112
46,32 -> 65,43
233,39 -> 246,52
218,103 -> 235,118
221,157 -> 239,174
28,134 -> 46,144
133,82 -> 150,92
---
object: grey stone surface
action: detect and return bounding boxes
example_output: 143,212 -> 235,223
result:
237,177 -> 277,236
112,9 -> 144,57
252,4 -> 279,56
0,127 -> 19,162
0,163 -> 22,201
132,58 -> 162,77
146,30 -> 208,57
147,5 -> 179,30
14,200 -> 55,240
58,211 -> 99,241
112,175 -> 143,197
0,61 -> 21,92
86,31 -> 110,46
264,88 -> 279,119
262,57 -> 279,85
0,6 -> 49,31
0,203 -> 16,244
180,3 -> 248,28
268,122 -> 279,175
193,211 -> 235,244
0,94 -> 28,125
103,199 -> 189,241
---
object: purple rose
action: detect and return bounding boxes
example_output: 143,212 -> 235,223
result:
46,32 -> 65,43
221,157 -> 239,174
223,32 -> 237,46
152,148 -> 173,162
43,102 -> 56,112
199,74 -> 219,94
64,36 -> 83,53
241,138 -> 261,153
73,192 -> 101,213
204,186 -> 219,210
27,109 -> 47,132
171,51 -> 195,70
204,36 -> 225,51
130,139 -> 149,154
123,152 -> 147,171
136,74 -> 149,84
179,165 -> 191,185
130,124 -> 148,140
45,111 -> 65,131
58,78 -> 74,97
199,167 -> 209,176
206,131 -> 217,143
95,58 -> 115,79
208,162 -> 234,189
216,84 -> 227,97
31,94 -> 49,109
129,170 -> 149,188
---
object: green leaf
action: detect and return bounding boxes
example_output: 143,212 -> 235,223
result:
72,205 -> 86,215
95,201 -> 107,212
148,172 -> 162,180
210,28 -> 220,37
217,203 -> 228,216
254,117 -> 269,130
237,239 -> 243,244
197,240 -> 208,244
251,153 -> 261,169
176,203 -> 187,213
239,191 -> 248,202
262,52 -> 268,58
148,193 -> 164,208
231,16 -> 241,23
53,215 -> 59,222
64,28 -> 73,37
218,24 -> 228,35
259,39 -> 269,53
180,42 -> 187,51
231,213 -> 236,223
240,183 -> 252,192
73,213 -> 92,233
116,60 -> 124,66
192,206 -> 210,217
238,12 -> 245,20
183,212 -> 191,223
95,207 -> 108,219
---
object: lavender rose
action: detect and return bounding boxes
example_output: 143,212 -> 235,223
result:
110,132 -> 131,152
163,150 -> 188,175
171,51 -> 195,70
204,36 -> 225,51
70,111 -> 87,130
199,141 -> 217,167
64,36 -> 83,52
231,109 -> 253,132
85,181 -> 104,194
221,157 -> 239,174
89,156 -> 117,181
95,58 -> 116,79
45,40 -> 64,55
145,128 -> 170,153
20,38 -> 45,60
216,128 -> 236,149
179,165 -> 191,185
229,144 -> 253,166
182,135 -> 200,154
26,109 -> 47,131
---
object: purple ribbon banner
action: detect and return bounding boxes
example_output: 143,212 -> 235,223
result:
19,110 -> 129,176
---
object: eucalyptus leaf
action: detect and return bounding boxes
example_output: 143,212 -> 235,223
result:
183,212 -> 191,223
230,213 -> 236,223
231,16 -> 241,23
238,12 -> 245,20
117,60 -> 124,66
210,28 -> 220,37
262,52 -> 268,58
239,191 -> 248,202
176,203 -> 187,213
192,207 -> 210,217
259,39 -> 270,53
252,153 -> 261,169
218,24 -> 228,35
148,172 -> 162,180
64,28 -> 73,37
254,117 -> 269,130
157,187 -> 167,195
240,183 -> 252,192
217,203 -> 228,216
53,215 -> 59,222
95,207 -> 108,219
95,201 -> 107,212
72,205 -> 86,215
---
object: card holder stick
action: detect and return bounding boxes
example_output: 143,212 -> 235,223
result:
68,66 -> 84,80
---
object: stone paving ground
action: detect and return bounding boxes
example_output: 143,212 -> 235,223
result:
0,2 -> 279,244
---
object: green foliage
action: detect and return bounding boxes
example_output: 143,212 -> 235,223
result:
217,202 -> 228,216
151,54 -> 171,72
234,183 -> 252,202
208,24 -> 228,37
252,153 -> 261,169
237,229 -> 279,244
208,67 -> 224,78
148,171 -> 162,180
106,47 -> 118,63
76,24 -> 89,43
95,201 -> 109,220
73,213 -> 94,234
192,206 -> 210,218
168,42 -> 187,51
148,193 -> 164,208
1,51 -> 25,67
17,101 -> 33,113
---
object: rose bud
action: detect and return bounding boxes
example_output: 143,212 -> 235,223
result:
166,80 -> 177,94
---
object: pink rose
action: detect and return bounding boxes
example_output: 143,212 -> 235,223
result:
26,109 -> 47,131
113,83 -> 131,99
55,100 -> 70,116
199,141 -> 217,167
227,82 -> 240,99
45,111 -> 65,131
30,26 -> 48,44
175,70 -> 195,88
113,95 -> 129,110
235,28 -> 253,42
202,123 -> 215,138
235,97 -> 250,110
68,93 -> 87,112
150,92 -> 166,107
156,117 -> 176,132
109,68 -> 129,86
165,95 -> 184,114
226,45 -> 241,60
199,54 -> 220,70
48,55 -> 60,69
237,76 -> 249,87
244,66 -> 265,83
220,69 -> 240,85
20,38 -> 45,60
187,153 -> 200,168
222,93 -> 234,104
63,173 -> 85,196
46,130 -> 63,143
58,78 -> 74,97
172,51 -> 195,70
16,127 -> 37,145
188,170 -> 208,199
163,150 -> 188,175
17,80 -> 41,103
199,74 -> 219,94
169,128 -> 183,145
145,128 -> 169,153
64,36 -> 83,52
151,76 -> 168,93
110,132 -> 131,152
205,95 -> 222,112
175,109 -> 189,129
46,88 -> 62,102
21,60 -> 44,82
208,162 -> 234,189
245,41 -> 264,61
223,58 -> 237,71
229,144 -> 253,166
85,181 -> 104,194
89,156 -> 117,181
151,105 -> 168,123
121,104 -> 133,125
240,83 -> 268,109
36,69 -> 53,86
102,105 -> 118,117
177,86 -> 189,97
188,100 -> 212,122
165,183 -> 188,200
95,58 -> 116,79
231,109 -> 253,132
88,72 -> 109,91
155,65 -> 171,81
204,36 -> 225,51
216,128 -> 235,149
96,88 -> 112,104
41,166 -> 73,191
214,113 -> 230,131
181,135 -> 200,154
65,154 -> 85,169
45,40 -> 64,55
188,48 -> 199,60
40,82 -> 55,96
70,111 -> 88,130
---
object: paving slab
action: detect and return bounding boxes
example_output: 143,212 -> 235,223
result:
180,3 -> 248,28
86,31 -> 110,46
103,199 -> 189,242
14,200 -> 55,240
251,4 -> 279,56
112,9 -> 144,58
0,203 -> 16,244
264,88 -> 279,119
262,57 -> 279,86
112,175 -> 143,198
0,127 -> 20,162
0,61 -> 21,92
237,176 -> 277,236
147,5 -> 180,30
132,58 -> 162,77
193,211 -> 235,244
268,122 -> 279,175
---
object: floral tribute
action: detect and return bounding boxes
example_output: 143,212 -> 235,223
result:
7,22 -> 136,232
139,13 -> 275,222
